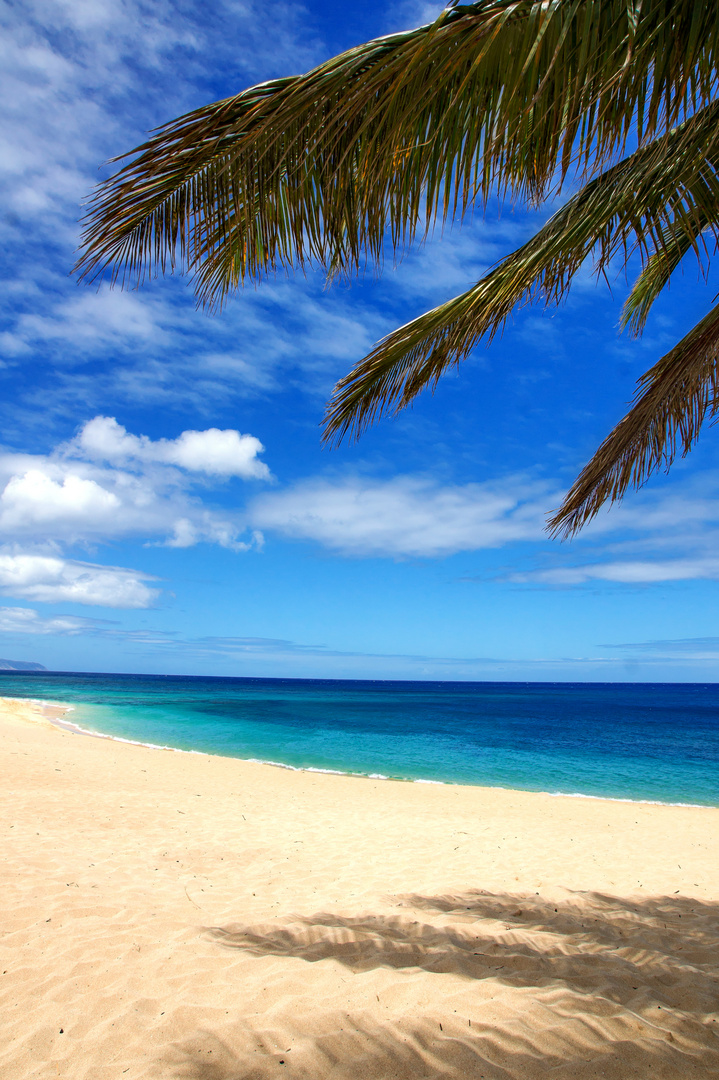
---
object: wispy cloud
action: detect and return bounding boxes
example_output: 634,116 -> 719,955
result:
250,474 -> 557,557
1,0 -> 321,246
498,472 -> 719,586
2,278 -> 388,426
508,557 -> 719,585
0,0 -> 535,432
387,1 -> 446,33
0,606 -> 114,635
7,609 -> 712,680
0,0 -> 349,429
601,636 -> 719,658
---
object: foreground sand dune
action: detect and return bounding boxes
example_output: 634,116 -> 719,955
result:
2,695 -> 718,1079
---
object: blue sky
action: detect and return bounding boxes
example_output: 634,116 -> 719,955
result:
1,0 -> 719,680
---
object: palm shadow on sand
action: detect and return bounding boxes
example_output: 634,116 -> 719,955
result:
171,889 -> 719,1079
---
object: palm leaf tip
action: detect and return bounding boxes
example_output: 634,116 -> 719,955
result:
548,300 -> 719,539
321,301 -> 474,447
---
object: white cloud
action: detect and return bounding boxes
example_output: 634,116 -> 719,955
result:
0,0 -> 520,425
578,486 -> 719,539
0,606 -> 96,635
0,0 -> 378,423
6,292 -> 164,358
0,417 -> 269,548
1,469 -> 120,529
0,554 -> 158,607
384,216 -> 531,306
510,557 -> 719,586
2,278 -> 387,417
75,415 -> 271,479
165,428 -> 269,478
250,475 -> 554,557
0,603 -> 167,634
245,466 -> 719,571
388,1 -> 446,32
0,0 -> 321,248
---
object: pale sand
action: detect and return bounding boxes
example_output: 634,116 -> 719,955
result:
1,696 -> 718,1080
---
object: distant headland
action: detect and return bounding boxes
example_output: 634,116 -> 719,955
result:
0,659 -> 47,671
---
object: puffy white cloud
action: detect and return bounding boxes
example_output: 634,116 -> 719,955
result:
0,554 -> 159,607
1,469 -> 119,529
0,416 -> 270,611
250,475 -> 554,557
0,417 -> 270,547
75,415 -> 270,478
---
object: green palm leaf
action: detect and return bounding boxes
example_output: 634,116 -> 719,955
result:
619,222 -> 710,337
323,102 -> 719,444
548,302 -> 719,536
76,0 -> 719,302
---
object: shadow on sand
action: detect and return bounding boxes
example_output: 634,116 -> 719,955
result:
170,889 -> 719,1079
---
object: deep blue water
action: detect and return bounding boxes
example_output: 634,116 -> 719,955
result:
2,671 -> 718,805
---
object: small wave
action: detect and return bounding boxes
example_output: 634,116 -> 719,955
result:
546,789 -> 712,810
49,715 -> 202,754
2,695 -> 75,712
246,757 -> 393,780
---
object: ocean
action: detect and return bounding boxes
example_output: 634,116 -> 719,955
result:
2,671 -> 718,806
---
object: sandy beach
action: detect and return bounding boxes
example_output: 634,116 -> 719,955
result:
2,695 -> 718,1079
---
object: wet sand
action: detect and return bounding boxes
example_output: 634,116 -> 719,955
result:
2,694 -> 718,1079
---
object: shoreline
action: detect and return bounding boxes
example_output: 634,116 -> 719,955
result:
2,692 -> 718,1079
3,692 -> 717,811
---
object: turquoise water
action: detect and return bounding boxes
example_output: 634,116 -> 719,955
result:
2,671 -> 718,805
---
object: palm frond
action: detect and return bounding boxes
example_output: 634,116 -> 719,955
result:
620,220 -> 710,336
76,0 -> 719,305
548,301 -> 719,537
323,102 -> 719,444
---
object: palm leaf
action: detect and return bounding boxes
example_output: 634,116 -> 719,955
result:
547,301 -> 719,536
76,0 -> 719,306
620,220 -> 711,336
323,102 -> 719,444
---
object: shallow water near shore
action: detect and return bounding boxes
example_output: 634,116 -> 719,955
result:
2,671 -> 718,805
